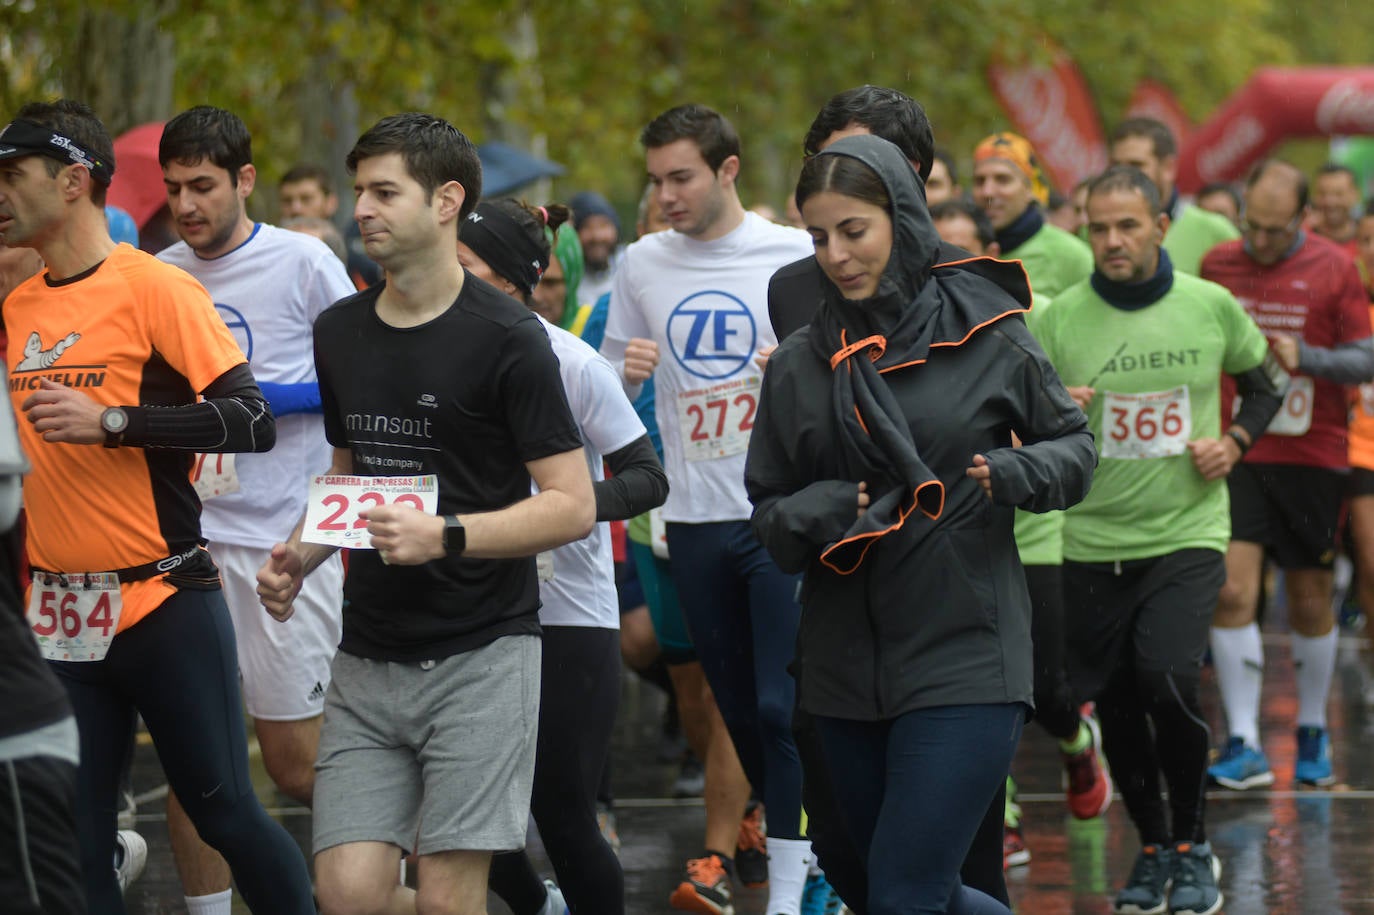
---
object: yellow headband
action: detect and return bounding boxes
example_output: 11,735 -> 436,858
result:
974,132 -> 1050,206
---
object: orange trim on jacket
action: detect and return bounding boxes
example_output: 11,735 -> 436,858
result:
818,478 -> 945,576
817,260 -> 1027,573
829,333 -> 887,370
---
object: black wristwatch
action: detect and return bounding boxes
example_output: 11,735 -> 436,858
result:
100,407 -> 129,448
442,515 -> 466,554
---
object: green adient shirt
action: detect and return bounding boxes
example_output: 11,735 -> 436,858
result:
1164,203 -> 1240,276
1014,294 -> 1065,566
1003,223 -> 1091,566
1036,272 -> 1269,563
1003,223 -> 1094,300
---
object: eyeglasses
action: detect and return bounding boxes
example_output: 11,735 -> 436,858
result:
1241,212 -> 1302,238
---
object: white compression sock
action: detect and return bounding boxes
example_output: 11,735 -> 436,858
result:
1292,629 -> 1338,729
1210,624 -> 1264,748
185,890 -> 233,915
765,836 -> 813,915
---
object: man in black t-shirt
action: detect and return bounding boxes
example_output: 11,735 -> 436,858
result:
257,113 -> 594,915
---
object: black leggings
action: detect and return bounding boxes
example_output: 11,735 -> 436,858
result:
1025,564 -> 1081,741
53,587 -> 315,915
1064,550 -> 1223,845
490,626 -> 624,915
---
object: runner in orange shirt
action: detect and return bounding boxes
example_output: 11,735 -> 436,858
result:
0,99 -> 313,915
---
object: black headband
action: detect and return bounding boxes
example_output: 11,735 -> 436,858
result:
459,203 -> 548,296
0,119 -> 114,186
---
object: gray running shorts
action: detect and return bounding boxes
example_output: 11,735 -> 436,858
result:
312,634 -> 541,856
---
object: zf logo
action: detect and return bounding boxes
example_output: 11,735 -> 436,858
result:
666,291 -> 756,380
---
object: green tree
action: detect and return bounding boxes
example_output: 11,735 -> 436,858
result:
0,0 -> 1360,222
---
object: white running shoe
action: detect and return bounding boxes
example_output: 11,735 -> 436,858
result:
115,830 -> 148,894
541,878 -> 569,915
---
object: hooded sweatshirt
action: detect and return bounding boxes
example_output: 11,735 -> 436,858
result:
745,134 -> 1097,721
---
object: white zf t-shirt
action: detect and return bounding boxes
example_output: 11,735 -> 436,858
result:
601,212 -> 812,523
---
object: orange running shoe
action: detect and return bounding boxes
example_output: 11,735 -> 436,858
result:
669,854 -> 734,914
735,800 -> 768,888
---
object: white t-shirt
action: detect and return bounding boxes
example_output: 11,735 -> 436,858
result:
600,212 -> 812,522
159,224 -> 356,548
537,317 -> 646,629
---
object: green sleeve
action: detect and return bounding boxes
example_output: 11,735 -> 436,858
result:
1023,294 -> 1052,339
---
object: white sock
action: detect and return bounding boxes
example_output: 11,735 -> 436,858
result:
1210,624 -> 1264,748
1292,629 -> 1338,729
185,890 -> 233,915
765,836 -> 812,915
1332,554 -> 1354,612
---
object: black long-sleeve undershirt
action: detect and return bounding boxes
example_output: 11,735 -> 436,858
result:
593,433 -> 667,522
120,363 -> 276,453
1229,350 -> 1288,444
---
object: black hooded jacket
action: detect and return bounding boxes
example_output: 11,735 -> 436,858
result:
744,135 -> 1096,721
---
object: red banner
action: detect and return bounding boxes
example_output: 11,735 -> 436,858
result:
1125,80 -> 1192,148
987,49 -> 1108,192
107,122 -> 168,230
1178,67 -> 1374,192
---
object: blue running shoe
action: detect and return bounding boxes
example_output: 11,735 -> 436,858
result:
1168,841 -> 1222,915
1114,844 -> 1173,915
800,872 -> 843,915
1206,736 -> 1273,790
1295,725 -> 1335,786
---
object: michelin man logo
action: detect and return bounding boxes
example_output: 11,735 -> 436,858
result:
16,331 -> 80,370
666,291 -> 757,381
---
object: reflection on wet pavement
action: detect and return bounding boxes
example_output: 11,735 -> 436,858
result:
123,627 -> 1374,913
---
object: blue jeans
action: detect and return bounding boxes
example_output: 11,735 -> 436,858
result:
814,704 -> 1025,915
666,520 -> 804,839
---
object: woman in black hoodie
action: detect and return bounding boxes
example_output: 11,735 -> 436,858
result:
744,134 -> 1096,914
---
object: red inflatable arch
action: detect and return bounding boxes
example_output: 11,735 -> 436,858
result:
1177,67 -> 1374,193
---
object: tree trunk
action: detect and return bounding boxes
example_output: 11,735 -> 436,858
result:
69,7 -> 176,135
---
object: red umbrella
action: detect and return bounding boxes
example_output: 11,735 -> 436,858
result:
106,122 -> 166,230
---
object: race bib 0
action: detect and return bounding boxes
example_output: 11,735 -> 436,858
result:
1264,376 -> 1314,437
302,474 -> 439,548
1101,386 -> 1192,460
1231,376 -> 1313,437
27,573 -> 123,662
191,452 -> 239,500
676,376 -> 759,463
